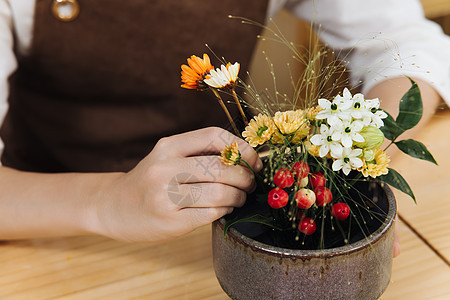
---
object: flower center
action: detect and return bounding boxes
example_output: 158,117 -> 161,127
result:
354,102 -> 361,109
257,126 -> 268,137
327,136 -> 333,142
344,157 -> 350,163
331,103 -> 338,111
345,127 -> 351,133
371,107 -> 378,113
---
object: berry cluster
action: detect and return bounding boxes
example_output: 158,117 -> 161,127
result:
268,161 -> 350,236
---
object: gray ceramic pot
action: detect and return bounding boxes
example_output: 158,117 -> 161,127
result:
212,183 -> 396,300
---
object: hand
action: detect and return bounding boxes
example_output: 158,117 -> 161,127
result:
91,127 -> 262,243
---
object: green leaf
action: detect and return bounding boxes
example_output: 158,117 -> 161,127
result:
223,214 -> 283,236
395,139 -> 438,165
396,78 -> 423,130
379,168 -> 416,203
380,111 -> 405,141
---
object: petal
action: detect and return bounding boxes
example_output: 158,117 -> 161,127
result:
332,159 -> 344,171
350,157 -> 363,168
352,133 -> 365,143
328,115 -> 341,126
343,88 -> 352,99
341,135 -> 353,148
318,98 -> 331,109
351,120 -> 364,131
351,111 -> 363,119
342,164 -> 351,175
320,124 -> 329,133
331,131 -> 342,142
310,134 -> 325,146
351,148 -> 363,157
330,143 -> 343,157
319,144 -> 329,157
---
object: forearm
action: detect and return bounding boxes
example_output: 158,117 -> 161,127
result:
365,77 -> 442,151
0,166 -> 121,240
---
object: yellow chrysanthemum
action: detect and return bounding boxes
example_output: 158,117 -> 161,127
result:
303,141 -> 320,157
305,105 -> 323,121
271,110 -> 310,144
219,142 -> 241,166
358,148 -> 390,178
242,113 -> 275,147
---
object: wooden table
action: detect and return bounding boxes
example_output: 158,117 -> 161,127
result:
1,112 -> 450,299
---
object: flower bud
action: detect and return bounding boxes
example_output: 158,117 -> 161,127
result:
362,149 -> 375,161
354,126 -> 384,150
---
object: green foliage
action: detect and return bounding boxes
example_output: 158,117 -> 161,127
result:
379,168 -> 416,203
380,78 -> 437,165
380,111 -> 404,141
380,78 -> 422,140
395,139 -> 437,165
396,78 -> 423,130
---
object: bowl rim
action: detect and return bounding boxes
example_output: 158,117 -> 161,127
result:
215,182 -> 396,258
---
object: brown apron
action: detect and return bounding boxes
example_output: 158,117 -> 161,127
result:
1,0 -> 268,172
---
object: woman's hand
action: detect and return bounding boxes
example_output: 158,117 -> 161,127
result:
91,127 -> 262,243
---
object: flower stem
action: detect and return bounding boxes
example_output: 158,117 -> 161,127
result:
231,89 -> 248,125
211,88 -> 240,136
240,158 -> 265,192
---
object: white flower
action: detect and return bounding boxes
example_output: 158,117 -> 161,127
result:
332,148 -> 363,175
316,92 -> 353,125
361,97 -> 387,128
331,119 -> 365,148
310,124 -> 343,158
347,93 -> 373,122
370,110 -> 388,128
204,62 -> 240,89
334,87 -> 353,104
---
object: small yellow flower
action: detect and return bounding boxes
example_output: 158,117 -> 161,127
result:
219,142 -> 241,166
181,54 -> 214,91
358,148 -> 390,178
271,110 -> 310,144
204,62 -> 240,89
305,106 -> 323,121
242,113 -> 275,147
304,141 -> 321,157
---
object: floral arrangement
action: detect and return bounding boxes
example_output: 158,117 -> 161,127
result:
180,29 -> 436,249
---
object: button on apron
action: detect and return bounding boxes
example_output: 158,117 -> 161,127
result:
52,0 -> 80,22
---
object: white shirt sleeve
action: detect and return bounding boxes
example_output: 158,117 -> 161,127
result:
286,0 -> 450,104
0,0 -> 19,156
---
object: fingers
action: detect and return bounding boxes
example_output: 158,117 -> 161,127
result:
168,182 -> 247,208
178,156 -> 256,192
154,127 -> 262,171
180,206 -> 234,231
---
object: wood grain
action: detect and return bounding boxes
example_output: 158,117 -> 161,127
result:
390,110 -> 450,262
1,219 -> 449,299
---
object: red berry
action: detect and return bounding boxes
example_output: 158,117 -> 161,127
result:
331,203 -> 350,221
296,176 -> 309,188
295,188 -> 316,209
309,172 -> 326,189
267,187 -> 289,209
291,161 -> 310,179
314,186 -> 332,207
273,168 -> 294,188
299,217 -> 316,235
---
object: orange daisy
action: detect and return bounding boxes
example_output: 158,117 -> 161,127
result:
181,54 -> 214,90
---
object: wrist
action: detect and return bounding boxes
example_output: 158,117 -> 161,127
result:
81,172 -> 126,238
